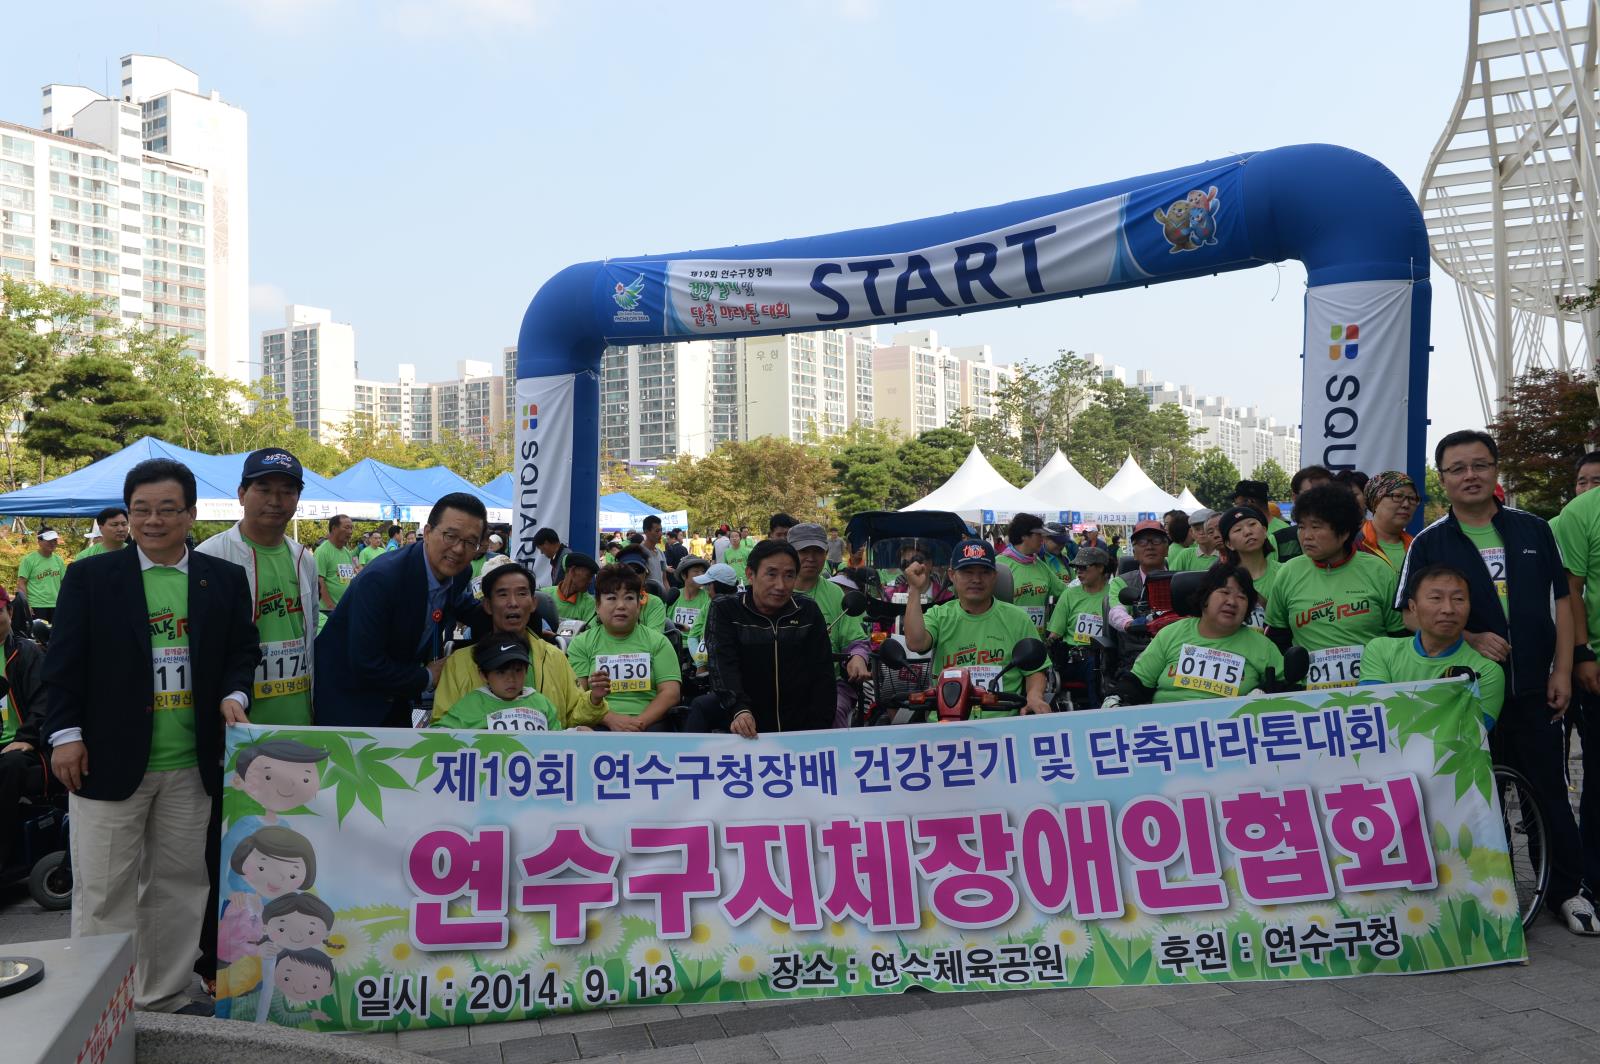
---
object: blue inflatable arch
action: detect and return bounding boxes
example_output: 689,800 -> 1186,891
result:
515,143 -> 1428,559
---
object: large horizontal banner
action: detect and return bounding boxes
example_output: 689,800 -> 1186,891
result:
216,680 -> 1522,1034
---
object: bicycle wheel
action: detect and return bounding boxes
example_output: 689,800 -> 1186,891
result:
1493,764 -> 1551,930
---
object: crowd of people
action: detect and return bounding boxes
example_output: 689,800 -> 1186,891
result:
1,426 -> 1598,1016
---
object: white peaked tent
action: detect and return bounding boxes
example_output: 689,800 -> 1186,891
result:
1101,454 -> 1181,516
901,446 -> 1061,523
1175,487 -> 1204,512
1022,450 -> 1139,524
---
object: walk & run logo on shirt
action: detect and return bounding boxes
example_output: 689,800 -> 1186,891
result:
1294,597 -> 1372,628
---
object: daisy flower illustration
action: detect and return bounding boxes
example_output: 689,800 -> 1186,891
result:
1341,889 -> 1404,915
577,913 -> 623,960
324,925 -> 374,974
1393,896 -> 1441,937
375,929 -> 426,972
1481,878 -> 1520,921
1099,902 -> 1159,941
479,912 -> 542,968
721,943 -> 771,983
529,949 -> 576,991
1039,917 -> 1093,962
1432,852 -> 1471,900
678,919 -> 730,961
818,919 -> 858,951
627,936 -> 671,973
424,954 -> 472,990
759,915 -> 801,952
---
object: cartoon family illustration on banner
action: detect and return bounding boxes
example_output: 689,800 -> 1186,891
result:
216,739 -> 333,1025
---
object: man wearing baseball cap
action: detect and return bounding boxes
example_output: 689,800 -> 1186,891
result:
903,538 -> 1049,716
1039,522 -> 1076,578
17,528 -> 66,623
1171,509 -> 1222,572
790,523 -> 872,727
668,554 -> 713,668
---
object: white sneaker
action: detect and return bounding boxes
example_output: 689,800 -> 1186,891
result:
1100,695 -> 1122,709
1560,895 -> 1600,935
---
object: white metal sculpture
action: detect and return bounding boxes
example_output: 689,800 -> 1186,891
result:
1420,0 -> 1600,419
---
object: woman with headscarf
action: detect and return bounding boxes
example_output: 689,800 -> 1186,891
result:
1357,471 -> 1419,574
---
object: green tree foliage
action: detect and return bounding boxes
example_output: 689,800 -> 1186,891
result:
24,354 -> 170,462
1253,458 -> 1292,502
966,351 -> 1103,473
1190,449 -> 1242,509
658,437 -> 836,529
831,440 -> 903,516
1486,368 -> 1600,517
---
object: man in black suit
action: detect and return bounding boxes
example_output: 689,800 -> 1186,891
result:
44,458 -> 259,1012
315,492 -> 489,728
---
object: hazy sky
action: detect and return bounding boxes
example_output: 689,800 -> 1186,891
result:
4,0 -> 1488,444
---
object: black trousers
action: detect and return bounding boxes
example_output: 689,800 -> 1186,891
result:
1578,690 -> 1600,895
1495,690 -> 1588,904
684,693 -> 732,733
0,748 -> 48,868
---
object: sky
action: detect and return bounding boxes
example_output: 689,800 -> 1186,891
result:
3,0 -> 1486,446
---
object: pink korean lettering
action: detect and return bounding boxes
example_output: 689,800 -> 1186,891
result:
819,817 -> 918,931
623,824 -> 720,939
1321,775 -> 1437,892
914,812 -> 1018,928
1116,795 -> 1226,914
720,822 -> 822,930
405,827 -> 510,951
516,826 -> 620,945
1220,786 -> 1334,905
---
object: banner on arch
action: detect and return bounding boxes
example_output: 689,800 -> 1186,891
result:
215,680 -> 1524,1033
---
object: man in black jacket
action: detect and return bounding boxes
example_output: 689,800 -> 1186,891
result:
44,458 -> 262,1009
691,539 -> 834,736
0,585 -> 47,872
1399,429 -> 1589,933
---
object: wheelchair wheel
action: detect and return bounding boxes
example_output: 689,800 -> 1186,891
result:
28,850 -> 72,912
1493,764 -> 1550,931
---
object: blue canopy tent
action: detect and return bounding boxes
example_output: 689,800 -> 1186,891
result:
481,472 -> 514,502
0,437 -> 370,520
331,459 -> 511,523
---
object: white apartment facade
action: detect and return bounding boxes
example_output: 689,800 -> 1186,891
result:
0,56 -> 250,379
261,305 -> 357,441
871,329 -> 1013,438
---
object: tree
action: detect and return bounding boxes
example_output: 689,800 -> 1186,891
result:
1141,403 -> 1202,493
132,329 -> 238,451
965,351 -> 1102,473
659,437 -> 835,529
23,354 -> 170,462
1487,367 -> 1600,517
895,427 -> 976,500
831,440 -> 903,517
1253,458 -> 1292,503
1190,449 -> 1242,509
332,414 -> 421,468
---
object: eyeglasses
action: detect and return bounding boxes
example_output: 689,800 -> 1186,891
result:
1440,461 -> 1496,478
434,529 -> 481,553
1382,494 -> 1421,506
130,507 -> 187,521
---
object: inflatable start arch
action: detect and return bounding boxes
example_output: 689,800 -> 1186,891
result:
514,143 -> 1429,559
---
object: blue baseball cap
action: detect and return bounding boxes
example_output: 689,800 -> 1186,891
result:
950,538 -> 997,571
242,448 -> 304,487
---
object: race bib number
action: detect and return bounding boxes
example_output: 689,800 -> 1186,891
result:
672,606 -> 698,629
1307,645 -> 1363,689
1479,547 -> 1507,601
689,637 -> 707,668
1025,606 -> 1046,629
255,639 -> 309,700
336,563 -> 355,581
1072,612 -> 1103,644
967,664 -> 1002,691
470,577 -> 484,599
890,590 -> 932,606
557,618 -> 586,639
597,653 -> 652,694
487,707 -> 549,732
152,645 -> 194,710
1246,604 -> 1267,631
1172,644 -> 1245,698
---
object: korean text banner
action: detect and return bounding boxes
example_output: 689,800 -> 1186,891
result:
216,680 -> 1523,1033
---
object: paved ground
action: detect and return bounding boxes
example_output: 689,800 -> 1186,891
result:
5,883 -> 1599,1064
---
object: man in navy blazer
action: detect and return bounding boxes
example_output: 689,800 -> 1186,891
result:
43,458 -> 260,1011
315,493 -> 491,728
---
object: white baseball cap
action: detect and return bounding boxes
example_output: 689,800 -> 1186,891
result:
38,530 -> 59,542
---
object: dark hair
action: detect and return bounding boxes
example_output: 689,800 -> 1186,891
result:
236,738 -> 328,778
1195,562 -> 1259,615
1403,563 -> 1471,606
595,565 -> 643,598
1291,482 -> 1365,543
124,458 -> 197,508
1291,465 -> 1334,496
261,891 -> 335,929
642,515 -> 661,533
1007,513 -> 1044,544
533,527 -> 561,547
326,514 -> 350,532
481,562 -> 534,600
746,538 -> 799,575
1434,429 -> 1499,469
1165,511 -> 1191,543
768,512 -> 797,534
1334,470 -> 1369,492
387,525 -> 401,538
1578,451 -> 1600,473
427,492 -> 487,530
94,505 -> 128,524
230,826 -> 317,887
275,947 -> 334,980
710,580 -> 738,595
562,552 -> 598,577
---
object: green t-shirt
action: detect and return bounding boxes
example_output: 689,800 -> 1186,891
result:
1241,556 -> 1280,631
996,551 -> 1067,634
1376,540 -> 1407,575
0,646 -> 12,746
566,624 -> 681,717
144,566 -> 197,771
1555,488 -> 1600,652
439,685 -> 562,732
1166,545 -> 1193,570
1174,549 -> 1221,573
18,550 -> 66,608
796,577 -> 866,654
1459,521 -> 1508,619
76,542 -> 109,559
921,598 -> 1043,714
640,593 -> 668,634
542,585 -> 597,635
1131,616 -> 1285,703
314,540 -> 359,608
1046,581 -> 1110,644
1359,635 -> 1505,724
248,538 -> 311,726
358,545 -> 384,566
668,589 -> 712,666
688,596 -> 712,667
724,544 -> 752,577
1264,552 -> 1401,688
